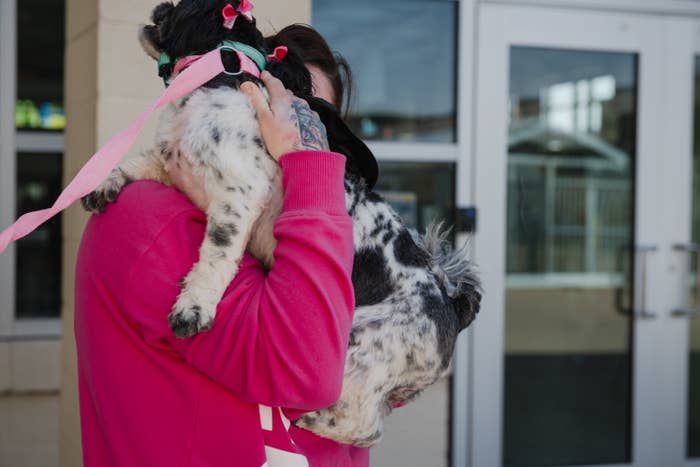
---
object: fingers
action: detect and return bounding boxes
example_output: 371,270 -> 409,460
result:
241,81 -> 272,124
260,70 -> 288,102
261,72 -> 297,120
240,72 -> 328,161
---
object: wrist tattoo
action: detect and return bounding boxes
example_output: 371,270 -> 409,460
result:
291,100 -> 330,152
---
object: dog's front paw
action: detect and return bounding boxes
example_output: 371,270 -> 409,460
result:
81,188 -> 119,213
294,399 -> 386,447
293,412 -> 322,434
168,296 -> 215,339
81,171 -> 132,213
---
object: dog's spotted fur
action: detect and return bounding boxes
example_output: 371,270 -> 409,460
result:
295,178 -> 481,446
81,0 -> 481,447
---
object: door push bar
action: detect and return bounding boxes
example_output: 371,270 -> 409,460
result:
634,245 -> 658,320
672,243 -> 700,320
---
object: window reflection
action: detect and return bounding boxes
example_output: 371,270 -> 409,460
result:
16,0 -> 65,131
313,0 -> 457,143
504,47 -> 636,466
507,47 -> 636,277
14,0 -> 65,319
688,56 -> 700,460
16,153 -> 63,319
375,162 -> 455,231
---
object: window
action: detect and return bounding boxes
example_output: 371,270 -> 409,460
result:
375,162 -> 455,230
16,153 -> 63,319
0,0 -> 65,335
313,4 -> 460,466
504,46 -> 637,466
16,0 -> 66,132
506,47 -> 637,279
313,0 -> 458,143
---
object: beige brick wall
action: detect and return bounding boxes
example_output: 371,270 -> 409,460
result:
59,2 -> 311,466
0,340 -> 62,467
1,394 -> 61,467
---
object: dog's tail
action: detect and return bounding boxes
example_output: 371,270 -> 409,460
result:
414,222 -> 482,329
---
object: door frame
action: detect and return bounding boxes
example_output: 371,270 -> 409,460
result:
0,0 -> 17,337
465,4 -> 696,466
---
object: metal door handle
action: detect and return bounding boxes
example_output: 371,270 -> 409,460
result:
634,245 -> 658,319
671,309 -> 700,319
672,243 -> 700,319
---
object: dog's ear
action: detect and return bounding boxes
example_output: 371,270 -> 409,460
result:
151,1 -> 175,27
138,25 -> 162,60
454,283 -> 481,330
138,2 -> 175,60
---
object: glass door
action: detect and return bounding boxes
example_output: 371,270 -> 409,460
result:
470,6 -> 693,467
503,46 -> 637,466
682,25 -> 700,467
686,57 -> 700,464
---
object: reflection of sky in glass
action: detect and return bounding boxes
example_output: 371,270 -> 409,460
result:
544,75 -> 615,133
313,0 -> 457,142
509,47 -> 637,154
507,47 -> 638,276
510,47 -> 636,100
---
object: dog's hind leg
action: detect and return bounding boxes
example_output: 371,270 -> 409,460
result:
295,304 -> 403,447
81,147 -> 168,212
167,178 -> 265,338
295,347 -> 393,447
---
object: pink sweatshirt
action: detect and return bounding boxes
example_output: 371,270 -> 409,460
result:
74,151 -> 369,467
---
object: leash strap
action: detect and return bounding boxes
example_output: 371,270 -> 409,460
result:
161,40 -> 265,84
0,48 -> 225,255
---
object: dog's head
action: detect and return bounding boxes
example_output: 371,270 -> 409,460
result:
139,1 -> 377,187
139,0 -> 312,95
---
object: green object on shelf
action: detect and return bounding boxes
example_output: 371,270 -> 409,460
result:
15,100 -> 28,128
27,100 -> 41,128
15,100 -> 65,130
15,100 -> 41,129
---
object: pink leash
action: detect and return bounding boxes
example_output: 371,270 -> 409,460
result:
0,48 -> 225,255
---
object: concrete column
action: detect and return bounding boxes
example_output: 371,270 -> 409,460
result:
59,1 -> 311,465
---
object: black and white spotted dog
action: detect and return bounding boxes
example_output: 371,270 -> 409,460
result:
82,0 -> 481,447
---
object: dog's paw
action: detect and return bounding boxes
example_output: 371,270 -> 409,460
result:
80,171 -> 132,213
293,412 -> 321,432
295,411 -> 383,448
80,169 -> 134,213
81,188 -> 119,213
168,297 -> 214,339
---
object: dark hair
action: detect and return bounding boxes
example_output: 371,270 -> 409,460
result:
266,25 -> 353,118
144,0 -> 267,87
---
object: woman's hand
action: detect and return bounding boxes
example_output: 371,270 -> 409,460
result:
167,72 -> 325,210
241,71 -> 330,161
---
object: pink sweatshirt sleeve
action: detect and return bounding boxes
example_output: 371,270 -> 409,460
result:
124,151 -> 355,411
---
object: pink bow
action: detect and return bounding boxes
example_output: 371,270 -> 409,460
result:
221,4 -> 238,29
237,0 -> 254,21
222,1 -> 254,29
267,46 -> 288,62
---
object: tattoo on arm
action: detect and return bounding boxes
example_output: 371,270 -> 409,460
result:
292,100 -> 330,151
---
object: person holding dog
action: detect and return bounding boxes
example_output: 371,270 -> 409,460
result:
74,23 -> 369,467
